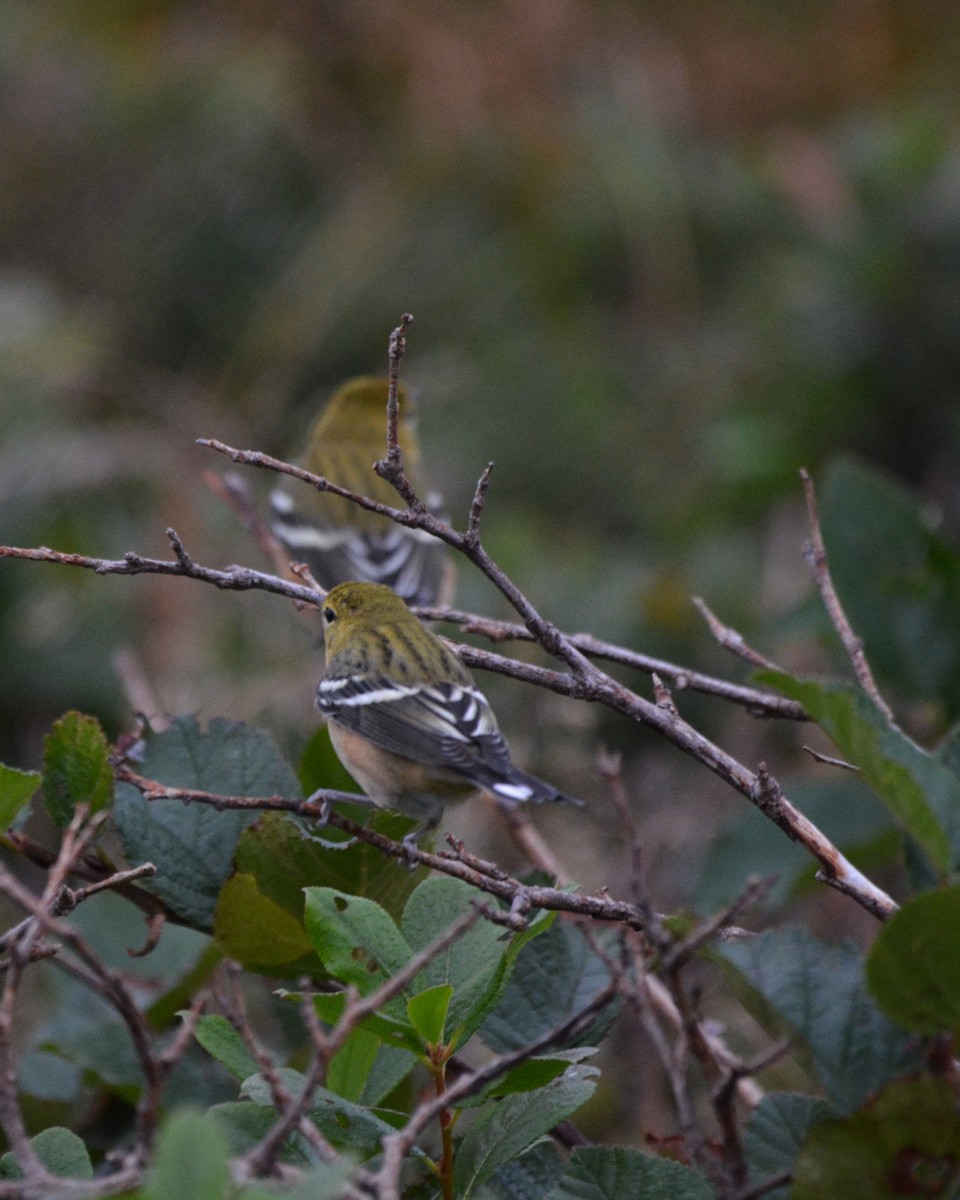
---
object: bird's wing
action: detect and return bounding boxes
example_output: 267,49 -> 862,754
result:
271,488 -> 448,606
316,674 -> 512,777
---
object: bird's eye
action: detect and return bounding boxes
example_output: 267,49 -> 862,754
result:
323,606 -> 337,623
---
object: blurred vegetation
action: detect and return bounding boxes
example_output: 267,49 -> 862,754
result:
3,0 -> 960,1137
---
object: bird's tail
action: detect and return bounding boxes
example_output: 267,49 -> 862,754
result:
487,769 -> 583,809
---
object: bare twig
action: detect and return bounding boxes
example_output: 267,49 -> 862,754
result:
800,468 -> 897,725
497,803 -> 571,884
466,463 -> 494,546
801,745 -> 859,771
692,597 -> 781,671
114,765 -> 653,930
0,544 -> 806,720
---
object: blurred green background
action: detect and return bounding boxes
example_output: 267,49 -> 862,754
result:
3,1 -> 960,928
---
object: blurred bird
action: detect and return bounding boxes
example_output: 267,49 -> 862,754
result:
317,581 -> 581,846
270,377 -> 451,606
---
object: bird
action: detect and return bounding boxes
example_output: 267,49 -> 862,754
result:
315,581 -> 580,847
269,377 -> 451,607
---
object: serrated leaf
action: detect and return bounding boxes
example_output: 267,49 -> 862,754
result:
481,919 -> 615,1054
144,1110 -> 230,1200
407,984 -> 452,1046
42,711 -> 112,827
304,887 -> 412,999
193,1015 -> 259,1082
757,672 -> 960,876
232,810 -> 425,929
743,1093 -> 834,1198
454,1064 -> 598,1197
0,1127 -> 92,1181
719,926 -> 915,1113
547,1145 -> 713,1200
214,872 -> 315,971
113,716 -> 298,930
866,882 -> 960,1034
0,763 -> 39,830
485,1141 -> 564,1200
792,1076 -> 960,1200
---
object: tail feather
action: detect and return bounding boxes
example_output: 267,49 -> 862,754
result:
487,768 -> 582,809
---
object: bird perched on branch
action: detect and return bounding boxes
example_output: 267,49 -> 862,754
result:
270,377 -> 451,606
316,581 -> 580,846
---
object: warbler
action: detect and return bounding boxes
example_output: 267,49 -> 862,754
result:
317,581 -> 580,845
270,377 -> 451,606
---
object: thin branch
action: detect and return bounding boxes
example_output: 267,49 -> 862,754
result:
381,314 -> 413,472
0,538 -> 320,605
466,463 -> 494,547
800,468 -> 897,725
692,597 -> 781,671
802,745 -> 859,771
114,765 -> 654,930
419,609 -> 807,720
6,527 -> 894,921
202,468 -> 301,581
0,542 -> 807,720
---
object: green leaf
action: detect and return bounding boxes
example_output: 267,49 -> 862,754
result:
213,872 -> 315,972
193,1014 -> 259,1082
792,1076 -> 960,1200
312,990 -> 421,1055
719,926 -> 915,1113
482,919 -> 615,1054
209,1102 -> 312,1165
819,459 -> 960,719
242,1069 -> 403,1156
478,1050 -> 596,1101
454,1063 -> 598,1197
757,672 -> 960,876
42,711 -> 112,827
695,776 -> 894,912
303,887 -> 412,998
407,984 -> 452,1046
114,717 -> 299,930
866,882 -> 960,1034
144,1110 -> 230,1200
326,1024 -> 381,1103
233,810 -> 426,927
0,1127 -> 93,1181
743,1093 -> 834,1199
547,1145 -> 713,1199
402,876 -> 538,1043
269,1162 -> 361,1200
485,1141 -> 564,1200
0,763 -> 40,830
